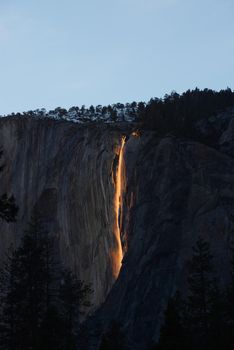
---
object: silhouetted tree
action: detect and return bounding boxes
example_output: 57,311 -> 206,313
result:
0,215 -> 59,350
156,293 -> 187,350
60,269 -> 92,349
0,214 -> 92,350
89,105 -> 95,114
99,321 -> 127,350
141,88 -> 234,143
0,150 -> 18,222
0,247 -> 21,350
110,109 -> 118,122
102,106 -> 107,115
184,237 -> 216,348
156,237 -> 225,350
225,243 -> 234,348
0,194 -> 18,222
207,281 -> 226,350
55,107 -> 67,118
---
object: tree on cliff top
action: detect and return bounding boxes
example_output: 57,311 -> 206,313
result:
142,88 -> 234,142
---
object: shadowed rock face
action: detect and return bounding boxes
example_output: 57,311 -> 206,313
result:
94,131 -> 234,348
1,116 -> 234,348
0,117 -> 124,310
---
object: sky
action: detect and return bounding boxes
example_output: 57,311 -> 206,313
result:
0,0 -> 233,115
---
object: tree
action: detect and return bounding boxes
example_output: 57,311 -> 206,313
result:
225,243 -> 234,348
0,214 -> 92,350
0,150 -> 18,222
140,88 -> 234,143
0,248 -> 22,350
54,107 -> 67,118
136,102 -> 145,122
0,215 -> 58,350
184,237 -> 218,349
156,293 -> 187,350
156,237 -> 233,349
102,106 -> 107,115
110,109 -> 118,122
95,105 -> 102,114
89,105 -> 95,114
99,321 -> 127,350
60,269 -> 92,349
207,281 -> 226,350
0,194 -> 18,222
81,105 -> 86,114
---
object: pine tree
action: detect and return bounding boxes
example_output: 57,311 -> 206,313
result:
0,215 -> 59,350
185,236 -> 216,348
156,293 -> 187,350
0,214 -> 93,350
225,243 -> 234,348
208,281 -> 226,350
110,109 -> 118,122
0,248 -> 22,350
0,150 -> 18,222
99,321 -> 127,350
60,269 -> 92,349
156,237 -> 231,349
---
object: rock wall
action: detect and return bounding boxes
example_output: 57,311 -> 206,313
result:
1,116 -> 234,348
0,117 -> 124,310
95,130 -> 234,348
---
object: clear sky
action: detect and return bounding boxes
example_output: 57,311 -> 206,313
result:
0,0 -> 233,115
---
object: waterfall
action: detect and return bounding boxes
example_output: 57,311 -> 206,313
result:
111,136 -> 126,278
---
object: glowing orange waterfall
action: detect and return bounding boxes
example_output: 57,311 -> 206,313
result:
112,136 -> 126,278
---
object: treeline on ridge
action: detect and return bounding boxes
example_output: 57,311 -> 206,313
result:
139,88 -> 234,137
2,89 -> 234,140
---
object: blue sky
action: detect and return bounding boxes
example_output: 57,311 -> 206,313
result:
0,0 -> 233,114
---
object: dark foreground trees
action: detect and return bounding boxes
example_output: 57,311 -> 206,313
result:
225,244 -> 234,348
60,269 -> 92,349
185,237 -> 217,347
0,215 -> 92,350
0,150 -> 18,223
155,237 -> 234,350
99,321 -> 127,350
155,293 -> 186,350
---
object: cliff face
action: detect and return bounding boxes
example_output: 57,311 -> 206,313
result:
0,117 -> 124,309
94,127 -> 234,348
1,116 -> 234,348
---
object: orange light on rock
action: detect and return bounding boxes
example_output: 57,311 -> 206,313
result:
131,130 -> 140,137
111,136 -> 126,278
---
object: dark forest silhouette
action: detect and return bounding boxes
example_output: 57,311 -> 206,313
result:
0,215 -> 92,350
154,237 -> 234,350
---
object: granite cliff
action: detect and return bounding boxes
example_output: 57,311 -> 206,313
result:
0,113 -> 234,348
0,117 -> 128,310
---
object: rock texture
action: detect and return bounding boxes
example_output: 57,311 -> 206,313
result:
0,117 -> 124,310
1,115 -> 234,349
94,129 -> 234,348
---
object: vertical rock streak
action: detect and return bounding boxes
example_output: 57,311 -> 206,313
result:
112,136 -> 126,278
